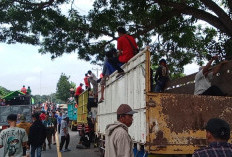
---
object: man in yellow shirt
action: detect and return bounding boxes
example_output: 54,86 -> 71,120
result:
17,114 -> 31,156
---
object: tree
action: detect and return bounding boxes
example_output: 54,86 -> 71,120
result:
1,0 -> 232,76
0,86 -> 11,97
56,73 -> 72,102
33,93 -> 65,104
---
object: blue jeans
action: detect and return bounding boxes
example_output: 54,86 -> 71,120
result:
31,145 -> 42,157
154,80 -> 166,92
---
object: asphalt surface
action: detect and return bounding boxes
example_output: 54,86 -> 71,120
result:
43,129 -> 101,157
0,129 -> 101,157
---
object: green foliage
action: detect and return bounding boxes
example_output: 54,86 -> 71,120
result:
56,73 -> 72,102
0,86 -> 11,97
33,93 -> 64,104
1,0 -> 232,75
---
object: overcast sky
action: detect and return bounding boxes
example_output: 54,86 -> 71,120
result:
0,0 -> 198,95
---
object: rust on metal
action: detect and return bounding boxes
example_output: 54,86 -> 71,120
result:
146,92 -> 232,154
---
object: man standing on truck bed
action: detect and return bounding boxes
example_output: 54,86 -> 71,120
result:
154,59 -> 169,92
192,118 -> 232,157
0,114 -> 28,157
105,104 -> 137,157
194,56 -> 227,96
21,85 -> 27,94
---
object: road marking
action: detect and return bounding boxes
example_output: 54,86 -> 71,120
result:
56,132 -> 62,157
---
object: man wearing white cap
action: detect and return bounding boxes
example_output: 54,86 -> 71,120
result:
105,104 -> 137,157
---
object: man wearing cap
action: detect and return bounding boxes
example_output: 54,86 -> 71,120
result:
194,56 -> 228,96
105,104 -> 137,157
193,118 -> 232,157
0,114 -> 28,157
59,114 -> 71,152
16,114 -> 31,156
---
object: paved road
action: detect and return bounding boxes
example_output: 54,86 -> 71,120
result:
43,129 -> 101,157
0,129 -> 101,157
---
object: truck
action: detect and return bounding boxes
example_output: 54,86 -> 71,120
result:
96,48 -> 232,157
77,90 -> 98,141
0,91 -> 33,131
67,98 -> 78,131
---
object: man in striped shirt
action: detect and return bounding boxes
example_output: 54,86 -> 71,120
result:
192,118 -> 232,157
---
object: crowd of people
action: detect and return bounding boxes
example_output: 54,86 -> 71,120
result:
0,108 -> 72,157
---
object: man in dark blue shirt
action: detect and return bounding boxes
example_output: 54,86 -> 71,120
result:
193,118 -> 232,157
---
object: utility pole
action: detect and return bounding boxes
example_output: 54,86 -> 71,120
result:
92,67 -> 102,77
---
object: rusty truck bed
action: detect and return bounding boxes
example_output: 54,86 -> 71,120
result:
146,92 -> 232,154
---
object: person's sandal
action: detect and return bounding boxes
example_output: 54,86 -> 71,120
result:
98,98 -> 104,103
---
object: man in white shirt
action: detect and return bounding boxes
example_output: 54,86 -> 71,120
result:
0,114 -> 28,157
194,56 -> 227,96
59,114 -> 71,153
87,70 -> 98,98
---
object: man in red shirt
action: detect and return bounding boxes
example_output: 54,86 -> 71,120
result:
75,83 -> 84,104
117,27 -> 138,63
21,85 -> 27,94
84,74 -> 90,90
108,27 -> 138,78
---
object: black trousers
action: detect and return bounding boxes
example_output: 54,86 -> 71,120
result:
60,134 -> 70,150
107,57 -> 124,73
58,124 -> 61,134
201,85 -> 225,96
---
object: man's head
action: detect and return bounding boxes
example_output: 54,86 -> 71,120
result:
117,104 -> 137,127
23,85 -> 25,87
52,111 -> 56,117
205,118 -> 230,143
117,27 -> 126,37
85,73 -> 88,77
159,59 -> 166,66
62,114 -> 67,120
19,114 -> 26,122
88,70 -> 92,75
7,114 -> 17,124
32,112 -> 40,121
80,83 -> 83,86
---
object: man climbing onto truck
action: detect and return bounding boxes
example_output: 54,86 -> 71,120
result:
99,48 -> 117,103
194,56 -> 228,96
87,70 -> 98,99
74,83 -> 84,104
84,74 -> 90,90
193,118 -> 232,157
105,104 -> 137,157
